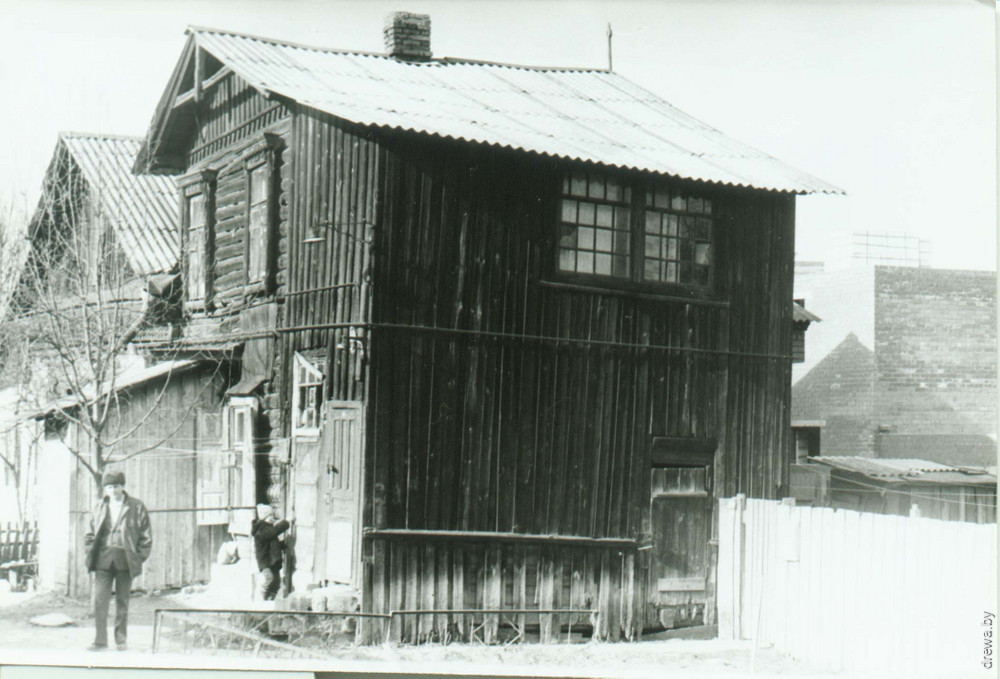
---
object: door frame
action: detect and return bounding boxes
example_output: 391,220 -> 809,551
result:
321,400 -> 365,588
648,437 -> 717,628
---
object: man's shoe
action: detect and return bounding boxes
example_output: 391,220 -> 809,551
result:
87,643 -> 107,651
116,644 -> 127,651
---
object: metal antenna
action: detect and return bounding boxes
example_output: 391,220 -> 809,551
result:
607,23 -> 613,71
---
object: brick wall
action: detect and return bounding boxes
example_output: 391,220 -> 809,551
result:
873,266 -> 996,465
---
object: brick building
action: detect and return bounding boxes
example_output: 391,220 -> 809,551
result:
792,265 -> 996,466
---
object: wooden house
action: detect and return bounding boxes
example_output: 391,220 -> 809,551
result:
134,13 -> 840,639
4,133 -> 238,595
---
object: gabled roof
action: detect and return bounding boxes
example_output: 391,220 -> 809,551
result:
139,26 -> 843,195
808,456 -> 997,487
36,133 -> 178,276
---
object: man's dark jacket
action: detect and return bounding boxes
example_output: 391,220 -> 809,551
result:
84,493 -> 153,577
251,518 -> 290,570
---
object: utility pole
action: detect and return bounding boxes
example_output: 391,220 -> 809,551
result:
607,23 -> 613,71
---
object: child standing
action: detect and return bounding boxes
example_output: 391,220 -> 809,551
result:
251,503 -> 291,601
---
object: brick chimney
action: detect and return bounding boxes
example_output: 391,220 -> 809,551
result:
383,12 -> 432,61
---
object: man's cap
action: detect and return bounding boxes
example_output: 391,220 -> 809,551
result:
102,470 -> 126,487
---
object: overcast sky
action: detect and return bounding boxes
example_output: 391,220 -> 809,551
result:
0,0 -> 995,271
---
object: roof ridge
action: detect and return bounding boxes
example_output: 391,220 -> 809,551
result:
437,56 -> 610,73
187,25 -> 609,73
59,131 -> 144,142
187,25 -> 388,59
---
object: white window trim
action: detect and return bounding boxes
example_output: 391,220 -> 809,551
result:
292,353 -> 325,438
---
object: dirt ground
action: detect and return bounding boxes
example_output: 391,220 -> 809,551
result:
0,589 -> 830,678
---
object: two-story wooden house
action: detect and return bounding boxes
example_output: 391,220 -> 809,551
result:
134,13 -> 840,639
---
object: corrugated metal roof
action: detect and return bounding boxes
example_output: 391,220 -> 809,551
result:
59,133 -> 178,275
29,359 -> 201,420
188,27 -> 842,195
809,456 -> 997,486
792,301 -> 821,323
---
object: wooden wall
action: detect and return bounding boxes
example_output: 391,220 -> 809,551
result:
358,132 -> 796,635
282,108 -> 378,407
188,70 -> 289,167
66,365 -> 230,596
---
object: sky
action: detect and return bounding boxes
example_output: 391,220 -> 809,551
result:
0,0 -> 995,272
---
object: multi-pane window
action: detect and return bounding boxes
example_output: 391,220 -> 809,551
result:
643,188 -> 713,287
557,171 -> 716,291
187,193 -> 207,302
558,172 -> 631,277
293,353 -> 325,434
247,164 -> 269,283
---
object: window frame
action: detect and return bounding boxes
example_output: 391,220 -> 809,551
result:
241,132 -> 281,296
553,169 -> 720,299
178,169 -> 216,309
291,352 -> 325,437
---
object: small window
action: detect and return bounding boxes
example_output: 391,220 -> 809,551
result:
642,189 -> 713,287
247,163 -> 270,284
293,353 -> 325,435
558,171 -> 631,278
187,193 -> 207,302
556,170 -> 716,292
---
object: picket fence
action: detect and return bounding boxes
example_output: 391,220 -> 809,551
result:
717,496 -> 997,676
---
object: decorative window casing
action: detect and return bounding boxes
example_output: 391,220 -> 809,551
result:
243,132 -> 281,293
292,353 -> 325,436
557,170 -> 716,292
246,160 -> 270,286
179,170 -> 216,306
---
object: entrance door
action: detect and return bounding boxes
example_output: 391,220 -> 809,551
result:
649,465 -> 712,628
315,401 -> 363,586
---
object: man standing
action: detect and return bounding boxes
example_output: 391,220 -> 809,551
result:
84,470 -> 152,651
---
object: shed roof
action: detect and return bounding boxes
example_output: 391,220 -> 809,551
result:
29,359 -> 201,420
142,26 -> 842,195
808,456 -> 997,487
792,301 -> 821,324
46,133 -> 179,276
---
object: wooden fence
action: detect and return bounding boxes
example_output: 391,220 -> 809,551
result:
718,496 -> 997,676
0,521 -> 39,583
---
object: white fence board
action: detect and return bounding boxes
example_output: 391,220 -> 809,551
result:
718,496 -> 997,675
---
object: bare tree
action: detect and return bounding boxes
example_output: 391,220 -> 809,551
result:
8,144 -> 215,491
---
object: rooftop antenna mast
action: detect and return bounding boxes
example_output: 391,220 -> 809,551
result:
607,23 -> 613,71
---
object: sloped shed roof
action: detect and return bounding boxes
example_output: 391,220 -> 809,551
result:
144,27 -> 842,195
47,133 -> 178,275
809,456 -> 997,487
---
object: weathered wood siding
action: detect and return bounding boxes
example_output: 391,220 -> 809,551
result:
65,365 -> 230,596
282,108 -> 378,408
362,134 -> 795,636
188,71 -> 289,167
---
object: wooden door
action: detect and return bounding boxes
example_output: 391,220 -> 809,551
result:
314,401 -> 363,587
649,466 -> 712,628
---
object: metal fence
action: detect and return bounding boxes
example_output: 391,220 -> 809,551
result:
152,606 -> 598,655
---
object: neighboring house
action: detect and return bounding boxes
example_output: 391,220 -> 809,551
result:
133,13 -> 839,638
29,359 -> 233,596
792,266 -> 996,467
790,456 -> 996,524
0,133 -> 221,596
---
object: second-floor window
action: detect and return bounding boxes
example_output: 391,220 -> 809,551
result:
187,192 -> 207,302
557,170 -> 715,292
247,162 -> 269,285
